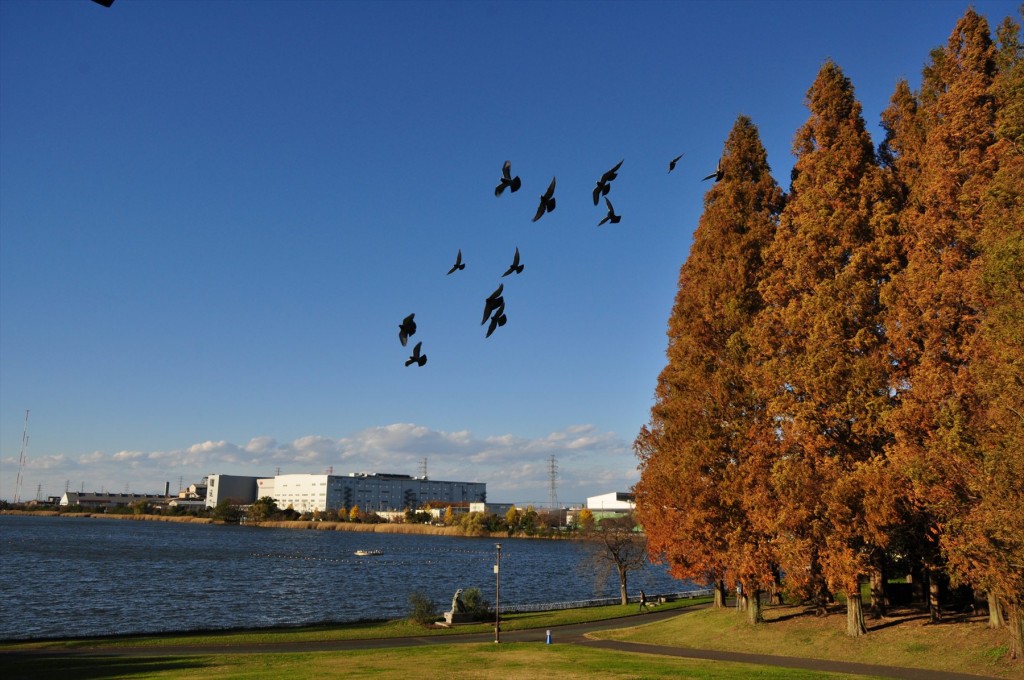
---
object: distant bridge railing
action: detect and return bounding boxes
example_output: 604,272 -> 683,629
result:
500,588 -> 714,614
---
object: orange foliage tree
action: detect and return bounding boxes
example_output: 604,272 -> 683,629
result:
749,60 -> 899,637
636,7 -> 1023,652
634,115 -> 783,621
881,7 -> 1009,628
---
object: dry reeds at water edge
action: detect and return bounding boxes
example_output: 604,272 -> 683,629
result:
257,520 -> 465,535
0,510 -> 214,523
0,512 -> 538,536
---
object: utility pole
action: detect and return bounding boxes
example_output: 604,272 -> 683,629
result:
494,543 -> 502,643
14,410 -> 29,504
548,454 -> 557,512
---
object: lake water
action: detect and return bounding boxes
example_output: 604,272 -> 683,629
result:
0,515 -> 694,640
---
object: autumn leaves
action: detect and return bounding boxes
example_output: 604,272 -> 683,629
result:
634,7 -> 1022,650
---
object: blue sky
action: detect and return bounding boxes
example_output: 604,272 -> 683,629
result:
1,0 -> 1017,505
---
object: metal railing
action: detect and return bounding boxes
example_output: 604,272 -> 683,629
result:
501,588 -> 713,614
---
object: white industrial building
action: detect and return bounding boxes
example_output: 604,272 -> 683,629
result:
259,472 -> 486,514
586,491 -> 635,512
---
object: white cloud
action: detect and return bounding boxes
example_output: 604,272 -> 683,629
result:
7,424 -> 638,505
113,450 -> 146,461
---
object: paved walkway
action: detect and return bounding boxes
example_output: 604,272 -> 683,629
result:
1,606 -> 1002,679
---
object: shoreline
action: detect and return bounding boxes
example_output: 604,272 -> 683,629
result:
0,510 -> 560,538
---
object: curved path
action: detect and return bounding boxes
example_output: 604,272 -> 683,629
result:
2,606 -> 1000,679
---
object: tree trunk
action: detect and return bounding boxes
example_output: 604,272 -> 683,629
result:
988,591 -> 1005,629
814,584 -> 830,616
771,570 -> 784,605
846,592 -> 867,637
928,572 -> 942,623
1009,605 -> 1023,661
619,567 -> 628,606
713,580 -> 727,608
747,589 -> 764,624
869,561 -> 887,618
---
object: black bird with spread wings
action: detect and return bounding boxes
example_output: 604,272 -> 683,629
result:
481,283 -> 505,325
405,341 -> 427,367
494,160 -> 522,196
486,302 -> 507,338
598,197 -> 621,226
668,153 -> 684,173
447,249 -> 465,275
532,177 -> 556,222
702,158 -> 724,182
398,313 -> 416,346
593,159 -> 623,205
502,247 -> 524,276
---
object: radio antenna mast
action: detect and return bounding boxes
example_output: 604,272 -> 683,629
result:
548,455 -> 558,511
14,410 -> 29,504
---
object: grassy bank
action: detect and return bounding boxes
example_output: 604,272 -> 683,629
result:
1,643 -> 870,680
0,597 -> 873,680
0,598 -> 708,651
3,597 -> 1021,679
595,602 -> 1023,678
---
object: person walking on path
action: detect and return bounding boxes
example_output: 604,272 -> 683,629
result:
638,590 -> 650,614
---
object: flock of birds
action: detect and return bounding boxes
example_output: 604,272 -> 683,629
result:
397,155 -> 723,366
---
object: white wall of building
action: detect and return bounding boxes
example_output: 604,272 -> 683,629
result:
255,473 -> 486,514
586,491 -> 635,511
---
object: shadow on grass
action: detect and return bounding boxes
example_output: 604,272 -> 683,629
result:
1,653 -> 213,680
867,613 -> 931,631
764,606 -> 820,624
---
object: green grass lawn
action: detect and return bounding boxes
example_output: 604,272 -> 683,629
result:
594,602 -> 1023,679
1,643 -> 876,680
0,598 -> 707,651
2,597 -> 1022,679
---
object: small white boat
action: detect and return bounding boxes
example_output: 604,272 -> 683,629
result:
354,549 -> 384,557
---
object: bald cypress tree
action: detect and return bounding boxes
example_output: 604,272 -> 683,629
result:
882,8 -> 1002,626
960,12 -> 1024,658
750,61 -> 899,637
634,116 -> 784,622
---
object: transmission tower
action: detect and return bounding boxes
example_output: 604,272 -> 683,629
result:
548,455 -> 559,511
419,457 -> 428,480
14,410 -> 29,504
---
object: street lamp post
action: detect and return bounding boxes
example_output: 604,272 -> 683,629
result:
494,543 -> 502,643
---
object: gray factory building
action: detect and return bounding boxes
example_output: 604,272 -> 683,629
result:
204,474 -> 260,509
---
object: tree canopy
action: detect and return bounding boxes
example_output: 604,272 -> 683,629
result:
635,7 -> 1023,655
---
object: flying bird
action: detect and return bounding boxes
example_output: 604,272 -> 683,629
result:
486,302 -> 507,338
494,160 -> 522,196
598,197 -> 621,226
447,249 -> 465,275
502,247 -> 524,276
702,158 -> 724,182
668,153 -> 684,173
532,177 -> 556,222
398,313 -> 416,347
593,159 -> 623,205
405,341 -> 427,367
481,283 -> 505,325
